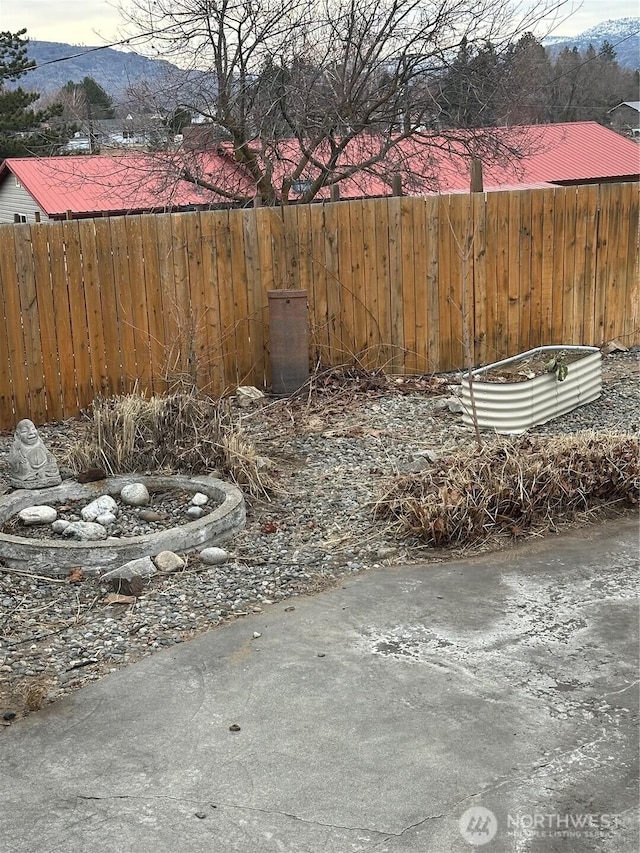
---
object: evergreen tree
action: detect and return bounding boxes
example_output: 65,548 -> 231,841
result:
0,29 -> 71,159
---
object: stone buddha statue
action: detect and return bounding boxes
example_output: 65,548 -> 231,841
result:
8,419 -> 62,489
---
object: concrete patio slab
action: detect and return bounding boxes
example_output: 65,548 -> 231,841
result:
0,516 -> 638,852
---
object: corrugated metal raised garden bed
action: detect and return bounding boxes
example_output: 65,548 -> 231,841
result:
461,345 -> 602,435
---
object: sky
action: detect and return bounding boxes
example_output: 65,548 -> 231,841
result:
0,0 -> 638,47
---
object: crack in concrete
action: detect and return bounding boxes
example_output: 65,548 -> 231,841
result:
76,793 -> 397,837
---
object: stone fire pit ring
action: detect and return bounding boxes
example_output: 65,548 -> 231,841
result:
0,474 -> 246,575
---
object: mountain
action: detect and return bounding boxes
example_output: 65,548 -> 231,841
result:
7,40 -> 182,101
543,18 -> 640,69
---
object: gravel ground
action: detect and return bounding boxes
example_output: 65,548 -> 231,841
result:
0,351 -> 638,722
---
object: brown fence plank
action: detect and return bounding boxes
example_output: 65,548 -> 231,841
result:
335,201 -> 357,364
76,219 -> 109,400
124,216 -> 154,393
411,198 -> 428,373
323,201 -> 343,364
518,190 -> 533,352
471,192 -> 487,367
359,199 -> 380,369
228,209 -> 252,385
387,197 -> 405,372
572,187 -> 590,344
562,188 -> 578,343
539,188 -> 556,346
198,211 -> 225,395
551,187 -> 567,344
138,213 -> 167,395
181,212 -> 210,389
481,193 -> 499,364
108,216 -> 138,392
92,218 -> 124,396
29,225 -> 64,421
374,198 -> 393,370
623,181 -> 639,345
507,191 -> 522,357
580,185 -> 599,345
436,195 -> 453,369
241,207 -> 266,387
61,220 -> 94,410
212,209 -> 237,389
14,225 -> 47,422
424,195 -> 440,372
0,227 -> 21,422
447,194 -> 468,370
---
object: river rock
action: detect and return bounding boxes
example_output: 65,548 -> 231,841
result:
62,521 -> 108,541
139,509 -> 166,523
120,483 -> 150,506
190,493 -> 209,507
81,495 -> 118,522
154,551 -> 185,573
96,512 -> 117,526
18,505 -> 57,525
186,506 -> 205,519
51,519 -> 71,533
199,547 -> 229,565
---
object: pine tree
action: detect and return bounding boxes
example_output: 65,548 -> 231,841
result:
0,29 -> 71,159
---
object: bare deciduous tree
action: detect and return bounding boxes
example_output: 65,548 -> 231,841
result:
118,0 -> 570,204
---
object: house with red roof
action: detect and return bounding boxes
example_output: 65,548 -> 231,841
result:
0,121 -> 637,223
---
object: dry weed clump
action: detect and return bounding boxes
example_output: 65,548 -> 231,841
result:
374,432 -> 639,548
65,391 -> 275,498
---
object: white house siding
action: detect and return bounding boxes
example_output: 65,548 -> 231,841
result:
0,177 -> 49,223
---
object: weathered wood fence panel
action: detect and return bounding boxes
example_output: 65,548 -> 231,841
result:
0,183 -> 638,429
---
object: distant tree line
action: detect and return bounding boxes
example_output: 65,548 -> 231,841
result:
1,17 -> 637,170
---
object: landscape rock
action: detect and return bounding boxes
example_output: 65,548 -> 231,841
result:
154,551 -> 185,573
81,495 -> 118,522
602,339 -> 629,355
236,386 -> 265,408
62,521 -> 108,541
186,506 -> 205,519
120,483 -> 150,506
95,512 -> 117,526
51,519 -> 70,534
199,547 -> 229,565
191,493 -> 209,507
101,556 -> 157,595
446,397 -> 465,414
138,509 -> 166,523
18,505 -> 57,526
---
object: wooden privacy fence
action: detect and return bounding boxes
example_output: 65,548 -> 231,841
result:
0,182 -> 638,428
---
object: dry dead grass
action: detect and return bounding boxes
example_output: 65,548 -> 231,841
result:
65,390 -> 276,498
374,431 -> 639,547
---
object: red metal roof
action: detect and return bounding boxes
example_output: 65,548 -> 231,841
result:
2,122 -> 638,215
0,152 -> 248,217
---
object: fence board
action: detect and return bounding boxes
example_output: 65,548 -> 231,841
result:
0,228 -> 25,421
411,198 -> 428,372
323,202 -> 343,363
539,189 -> 556,346
109,216 -> 138,392
623,182 -> 639,344
92,218 -> 124,396
1,183 -> 638,430
14,225 -> 47,422
424,195 -> 440,371
551,188 -> 567,343
77,220 -> 109,400
471,192 -> 486,366
228,209 -> 252,384
61,220 -> 94,410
